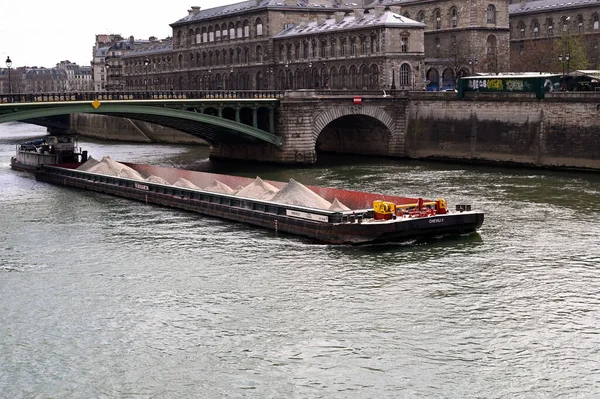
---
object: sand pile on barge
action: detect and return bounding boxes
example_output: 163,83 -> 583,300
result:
235,177 -> 279,200
329,198 -> 351,211
77,157 -> 100,171
83,157 -> 144,180
271,179 -> 332,209
173,177 -> 200,189
205,180 -> 235,194
146,175 -> 170,185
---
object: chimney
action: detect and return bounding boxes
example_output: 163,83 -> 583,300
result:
390,6 -> 402,15
188,6 -> 201,16
317,14 -> 327,25
334,11 -> 345,23
374,5 -> 385,17
354,9 -> 365,19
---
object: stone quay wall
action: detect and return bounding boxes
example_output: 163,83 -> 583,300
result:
405,91 -> 600,171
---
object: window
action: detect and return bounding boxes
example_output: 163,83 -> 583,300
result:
487,35 -> 497,55
400,64 -> 410,86
303,41 -> 309,59
243,20 -> 250,37
202,27 -> 208,43
256,18 -> 263,36
237,22 -> 243,38
279,44 -> 284,61
321,40 -> 327,58
434,9 -> 441,29
340,39 -> 346,56
518,21 -> 525,38
533,21 -> 539,37
547,18 -> 553,35
401,37 -> 408,53
229,23 -> 235,39
450,7 -> 458,28
209,28 -> 214,42
330,40 -> 336,57
360,37 -> 367,54
350,38 -> 356,55
222,24 -> 228,39
287,44 -> 292,60
370,34 -> 378,53
578,15 -> 584,33
311,40 -> 317,58
487,5 -> 496,24
594,14 -> 599,30
562,17 -> 569,32
417,11 -> 425,23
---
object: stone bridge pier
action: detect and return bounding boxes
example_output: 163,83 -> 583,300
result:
210,91 -> 408,164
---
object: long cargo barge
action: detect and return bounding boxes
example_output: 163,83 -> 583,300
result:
34,162 -> 484,245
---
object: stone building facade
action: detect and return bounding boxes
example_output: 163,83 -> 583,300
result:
508,0 -> 600,72
392,0 -> 511,90
122,0 -> 427,92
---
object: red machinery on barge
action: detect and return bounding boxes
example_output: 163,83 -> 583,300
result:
33,161 -> 484,245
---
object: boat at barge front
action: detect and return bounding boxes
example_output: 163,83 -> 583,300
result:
10,135 -> 87,172
33,161 -> 485,245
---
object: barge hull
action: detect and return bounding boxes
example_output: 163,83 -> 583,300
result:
35,165 -> 484,245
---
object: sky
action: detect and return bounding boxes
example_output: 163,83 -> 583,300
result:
0,0 -> 240,69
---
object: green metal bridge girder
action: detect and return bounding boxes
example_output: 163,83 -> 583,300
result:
0,99 -> 282,147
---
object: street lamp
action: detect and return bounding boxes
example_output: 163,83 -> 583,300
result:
469,57 -> 478,75
105,61 -> 110,92
559,53 -> 570,90
285,61 -> 289,90
5,56 -> 12,94
391,62 -> 397,90
144,57 -> 150,94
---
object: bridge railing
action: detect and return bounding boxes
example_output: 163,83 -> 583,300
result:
0,90 -> 286,104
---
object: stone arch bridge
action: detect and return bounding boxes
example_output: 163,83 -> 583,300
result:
0,90 -> 408,164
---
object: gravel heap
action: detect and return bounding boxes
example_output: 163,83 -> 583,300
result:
270,179 -> 332,209
235,177 -> 279,200
146,175 -> 171,185
83,156 -> 144,181
205,179 -> 235,194
329,198 -> 351,211
173,177 -> 200,189
77,156 -> 100,171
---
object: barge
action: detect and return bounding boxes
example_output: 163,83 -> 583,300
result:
33,161 -> 484,245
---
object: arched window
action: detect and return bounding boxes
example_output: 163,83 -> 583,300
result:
577,15 -> 584,33
256,18 -> 263,36
532,20 -> 540,37
487,5 -> 496,24
215,25 -> 221,41
311,39 -> 318,58
330,39 -> 337,57
340,38 -> 346,56
417,11 -> 425,23
594,14 -> 599,30
243,20 -> 250,37
518,20 -> 525,38
222,23 -> 228,39
188,29 -> 194,45
303,41 -> 309,59
208,26 -> 214,42
360,36 -> 367,54
547,18 -> 554,35
450,7 -> 458,28
434,9 -> 441,29
350,38 -> 356,55
195,28 -> 201,44
295,42 -> 300,59
202,27 -> 208,43
278,44 -> 284,61
487,35 -> 497,55
321,40 -> 327,58
370,33 -> 378,53
244,48 -> 249,63
236,22 -> 243,38
229,22 -> 235,39
401,37 -> 408,53
256,45 -> 263,62
400,64 -> 410,86
562,16 -> 569,33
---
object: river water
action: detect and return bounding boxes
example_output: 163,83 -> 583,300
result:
1,122 -> 599,398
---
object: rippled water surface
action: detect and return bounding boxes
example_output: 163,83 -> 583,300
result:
1,122 -> 599,398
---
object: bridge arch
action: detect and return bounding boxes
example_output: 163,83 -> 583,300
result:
312,105 -> 397,156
